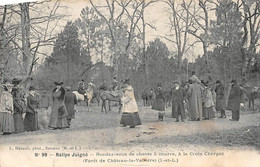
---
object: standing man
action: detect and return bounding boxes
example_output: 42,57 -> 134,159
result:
171,81 -> 186,122
228,80 -> 243,121
215,80 -> 226,118
64,86 -> 77,126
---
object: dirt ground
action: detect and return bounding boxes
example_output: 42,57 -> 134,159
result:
0,103 -> 259,151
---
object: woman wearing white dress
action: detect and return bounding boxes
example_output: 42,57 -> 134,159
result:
120,79 -> 141,128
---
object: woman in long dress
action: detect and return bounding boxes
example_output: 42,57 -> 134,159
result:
0,82 -> 15,135
187,78 -> 204,121
11,78 -> 26,133
24,86 -> 39,131
120,79 -> 141,128
48,82 -> 69,129
152,83 -> 165,111
202,82 -> 215,120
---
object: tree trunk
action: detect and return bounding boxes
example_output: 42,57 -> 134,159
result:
20,3 -> 31,75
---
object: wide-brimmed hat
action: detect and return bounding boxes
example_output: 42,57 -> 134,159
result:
230,80 -> 237,84
157,83 -> 162,87
54,82 -> 63,86
12,78 -> 22,85
29,86 -> 36,91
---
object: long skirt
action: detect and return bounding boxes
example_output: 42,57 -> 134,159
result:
120,112 -> 141,127
203,107 -> 215,119
0,112 -> 15,133
24,112 -> 37,131
13,113 -> 25,133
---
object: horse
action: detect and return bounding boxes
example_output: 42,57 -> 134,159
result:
242,85 -> 260,111
85,83 -> 95,111
99,89 -> 124,114
72,83 -> 95,112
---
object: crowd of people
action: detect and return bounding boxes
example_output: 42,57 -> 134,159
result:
0,72 -> 246,135
0,78 -> 78,135
151,71 -> 245,122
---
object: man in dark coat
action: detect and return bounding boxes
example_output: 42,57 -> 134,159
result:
171,81 -> 186,122
64,86 -> 77,126
215,80 -> 226,118
228,80 -> 243,121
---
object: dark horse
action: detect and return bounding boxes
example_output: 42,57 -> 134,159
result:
99,90 -> 124,113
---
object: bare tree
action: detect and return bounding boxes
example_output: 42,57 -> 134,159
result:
164,0 -> 194,79
182,0 -> 211,75
240,0 -> 260,82
89,0 -> 145,77
0,0 -> 69,79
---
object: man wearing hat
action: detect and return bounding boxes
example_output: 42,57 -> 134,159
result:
64,86 -> 77,126
171,81 -> 186,122
227,80 -> 244,121
215,80 -> 226,118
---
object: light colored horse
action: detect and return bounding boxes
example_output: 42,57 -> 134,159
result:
72,83 -> 95,112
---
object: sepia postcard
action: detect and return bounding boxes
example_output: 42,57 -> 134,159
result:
0,0 -> 259,166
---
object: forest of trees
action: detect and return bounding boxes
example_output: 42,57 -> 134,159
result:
0,0 -> 259,100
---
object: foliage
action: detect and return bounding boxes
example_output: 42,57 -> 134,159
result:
34,21 -> 92,90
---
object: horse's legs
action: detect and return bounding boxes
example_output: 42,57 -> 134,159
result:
104,100 -> 109,114
88,99 -> 91,112
108,101 -> 111,111
101,99 -> 104,113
